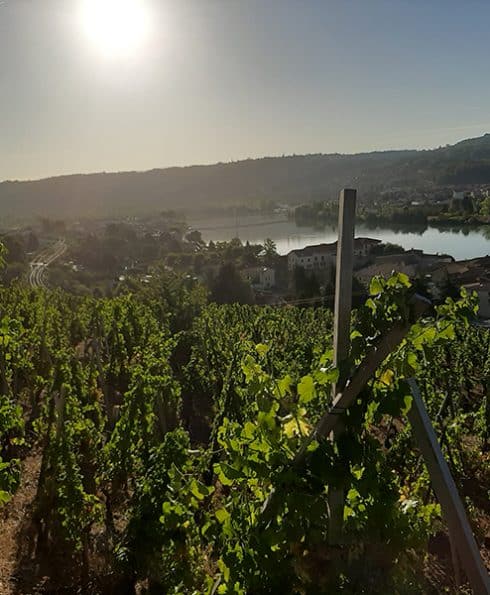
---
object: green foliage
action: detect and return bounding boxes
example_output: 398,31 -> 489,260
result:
0,241 -> 6,270
481,196 -> 490,217
0,395 -> 24,505
211,262 -> 255,305
0,273 -> 487,593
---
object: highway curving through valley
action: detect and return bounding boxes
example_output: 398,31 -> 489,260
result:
28,239 -> 67,288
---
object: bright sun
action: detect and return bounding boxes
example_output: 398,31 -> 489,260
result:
80,0 -> 150,57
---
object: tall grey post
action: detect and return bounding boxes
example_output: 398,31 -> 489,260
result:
333,188 -> 356,389
329,188 -> 357,543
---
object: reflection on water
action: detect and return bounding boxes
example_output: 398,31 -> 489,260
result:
190,215 -> 490,261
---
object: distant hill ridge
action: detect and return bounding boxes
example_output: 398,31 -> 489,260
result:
2,134 -> 490,220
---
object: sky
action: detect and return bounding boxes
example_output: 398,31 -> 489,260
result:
2,0 -> 490,181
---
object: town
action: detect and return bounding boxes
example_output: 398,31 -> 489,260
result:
1,211 -> 489,320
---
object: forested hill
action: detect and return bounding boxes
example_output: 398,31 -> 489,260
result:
2,133 -> 490,220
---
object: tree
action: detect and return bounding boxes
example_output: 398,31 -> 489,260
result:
185,230 -> 204,244
3,236 -> 25,263
263,238 -> 277,257
461,195 -> 474,214
480,196 -> 490,217
223,238 -> 244,261
193,254 -> 205,274
210,262 -> 255,304
25,231 -> 39,253
371,242 -> 404,256
262,238 -> 278,267
240,241 -> 262,267
0,241 -> 6,270
293,266 -> 320,299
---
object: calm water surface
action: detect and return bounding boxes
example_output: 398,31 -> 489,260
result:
190,215 -> 490,261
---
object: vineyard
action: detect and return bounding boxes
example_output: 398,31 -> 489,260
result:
0,271 -> 489,593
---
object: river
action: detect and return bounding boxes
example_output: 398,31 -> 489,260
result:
190,215 -> 490,261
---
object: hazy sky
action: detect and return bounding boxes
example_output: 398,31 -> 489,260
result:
2,0 -> 490,181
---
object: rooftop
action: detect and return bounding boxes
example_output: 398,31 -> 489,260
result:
288,242 -> 337,257
288,237 -> 381,258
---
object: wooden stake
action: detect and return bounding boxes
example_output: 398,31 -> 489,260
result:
332,189 -> 357,390
407,379 -> 490,595
329,188 -> 357,543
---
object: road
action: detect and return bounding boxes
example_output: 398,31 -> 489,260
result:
28,239 -> 67,288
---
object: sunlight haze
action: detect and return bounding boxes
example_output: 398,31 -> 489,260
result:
80,0 -> 153,58
2,0 -> 490,180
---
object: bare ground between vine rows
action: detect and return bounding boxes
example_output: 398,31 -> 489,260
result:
0,450 -> 42,594
0,447 -> 488,593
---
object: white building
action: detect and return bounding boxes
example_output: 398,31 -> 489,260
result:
287,238 -> 381,271
259,267 -> 275,289
243,266 -> 276,290
287,243 -> 336,271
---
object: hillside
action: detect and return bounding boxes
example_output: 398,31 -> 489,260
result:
2,134 -> 490,220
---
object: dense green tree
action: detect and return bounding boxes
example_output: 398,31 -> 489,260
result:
211,262 -> 255,304
3,236 -> 25,263
186,229 -> 204,244
293,266 -> 320,299
26,231 -> 39,253
263,238 -> 277,258
480,196 -> 490,216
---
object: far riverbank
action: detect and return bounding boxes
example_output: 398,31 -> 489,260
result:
189,215 -> 490,261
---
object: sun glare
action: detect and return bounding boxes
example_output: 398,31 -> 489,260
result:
80,0 -> 150,57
